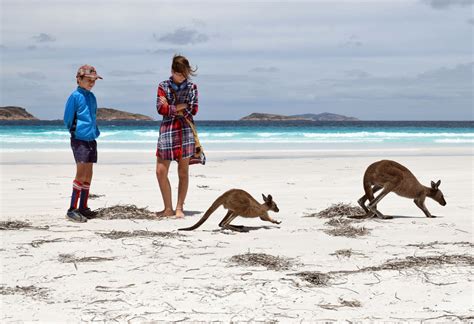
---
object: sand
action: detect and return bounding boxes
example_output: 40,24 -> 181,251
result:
1,149 -> 473,322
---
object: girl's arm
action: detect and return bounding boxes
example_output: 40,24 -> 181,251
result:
156,85 -> 177,116
182,84 -> 198,117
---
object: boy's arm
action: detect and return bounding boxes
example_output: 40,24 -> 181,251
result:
63,95 -> 76,129
156,85 -> 177,116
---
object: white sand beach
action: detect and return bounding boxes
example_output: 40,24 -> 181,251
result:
1,148 -> 473,322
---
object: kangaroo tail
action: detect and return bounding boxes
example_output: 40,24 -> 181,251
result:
178,195 -> 225,231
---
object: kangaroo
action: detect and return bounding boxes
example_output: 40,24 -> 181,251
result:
178,189 -> 280,231
357,160 -> 446,219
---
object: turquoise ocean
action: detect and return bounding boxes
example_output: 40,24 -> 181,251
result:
0,121 -> 473,153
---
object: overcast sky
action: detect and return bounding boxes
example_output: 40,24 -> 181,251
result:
1,0 -> 472,120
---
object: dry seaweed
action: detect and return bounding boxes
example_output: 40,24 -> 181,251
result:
0,220 -> 49,231
293,254 -> 474,286
339,298 -> 362,307
58,253 -> 115,263
89,194 -> 105,199
330,249 -> 364,258
294,271 -> 330,286
31,238 -> 64,248
407,241 -> 474,249
0,285 -> 49,299
97,230 -> 181,240
306,203 -> 365,218
324,224 -> 370,238
358,254 -> 474,272
305,203 -> 371,238
94,205 -> 157,220
229,253 -> 293,271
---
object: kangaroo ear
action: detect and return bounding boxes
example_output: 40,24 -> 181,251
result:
267,194 -> 273,202
262,194 -> 268,202
431,181 -> 436,189
436,180 -> 441,188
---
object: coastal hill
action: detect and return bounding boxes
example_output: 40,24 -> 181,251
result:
97,108 -> 153,121
0,106 -> 153,121
0,106 -> 38,120
240,112 -> 359,121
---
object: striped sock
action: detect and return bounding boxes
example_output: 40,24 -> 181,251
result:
79,182 -> 90,210
70,180 -> 82,210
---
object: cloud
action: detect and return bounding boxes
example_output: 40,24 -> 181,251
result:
108,69 -> 155,77
422,0 -> 473,9
32,33 -> 56,42
18,72 -> 46,80
249,67 -> 279,73
345,69 -> 371,79
150,48 -> 177,55
416,62 -> 473,82
468,18 -> 474,25
192,19 -> 206,27
340,34 -> 363,48
27,45 -> 37,50
154,28 -> 209,45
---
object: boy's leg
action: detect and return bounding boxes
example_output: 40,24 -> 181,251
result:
78,163 -> 93,213
66,163 -> 89,222
176,157 -> 190,217
156,159 -> 174,217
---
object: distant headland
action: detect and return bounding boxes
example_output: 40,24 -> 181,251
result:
96,108 -> 153,121
0,106 -> 38,120
0,106 -> 153,121
240,112 -> 359,121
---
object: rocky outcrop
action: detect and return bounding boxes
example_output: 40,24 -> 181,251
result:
97,108 -> 153,121
240,113 -> 309,121
240,112 -> 359,121
0,106 -> 38,120
290,113 -> 359,121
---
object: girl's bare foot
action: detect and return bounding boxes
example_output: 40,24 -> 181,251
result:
175,208 -> 185,218
156,208 -> 174,218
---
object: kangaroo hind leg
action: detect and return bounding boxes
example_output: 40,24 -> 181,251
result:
218,210 -> 234,228
367,186 -> 393,219
221,213 -> 247,232
356,185 -> 382,217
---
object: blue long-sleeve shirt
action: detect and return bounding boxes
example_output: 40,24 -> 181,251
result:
64,87 -> 100,141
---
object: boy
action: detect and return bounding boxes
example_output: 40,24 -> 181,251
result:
63,65 -> 102,222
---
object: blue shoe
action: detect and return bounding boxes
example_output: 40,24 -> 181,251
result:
66,209 -> 87,223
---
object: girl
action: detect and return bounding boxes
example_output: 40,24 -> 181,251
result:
155,55 -> 203,217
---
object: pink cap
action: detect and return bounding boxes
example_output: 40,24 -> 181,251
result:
76,64 -> 103,80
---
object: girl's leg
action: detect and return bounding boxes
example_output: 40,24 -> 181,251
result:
175,157 -> 190,217
156,158 -> 174,217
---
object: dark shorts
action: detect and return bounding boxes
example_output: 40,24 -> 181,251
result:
70,138 -> 97,163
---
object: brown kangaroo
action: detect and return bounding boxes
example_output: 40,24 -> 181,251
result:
178,189 -> 280,231
358,160 -> 446,219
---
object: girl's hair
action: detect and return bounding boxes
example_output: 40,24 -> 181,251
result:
172,54 -> 197,79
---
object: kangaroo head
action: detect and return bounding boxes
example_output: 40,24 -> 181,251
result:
430,180 -> 447,206
262,194 -> 279,212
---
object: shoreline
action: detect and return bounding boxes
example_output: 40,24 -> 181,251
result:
1,145 -> 473,165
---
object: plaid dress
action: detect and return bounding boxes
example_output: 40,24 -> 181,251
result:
156,78 -> 199,161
